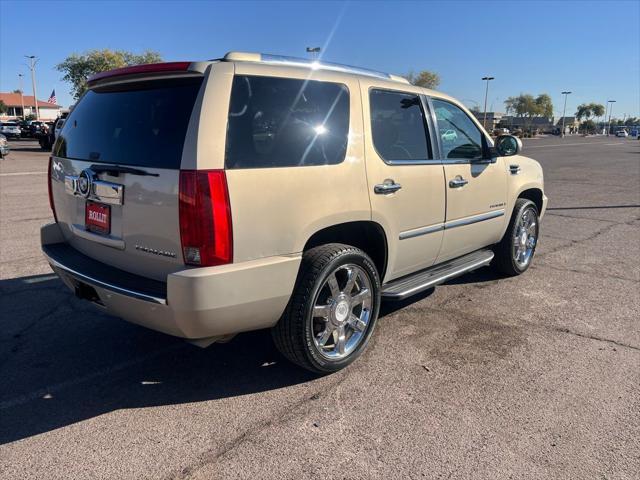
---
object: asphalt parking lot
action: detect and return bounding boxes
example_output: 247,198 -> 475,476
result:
1,136 -> 638,479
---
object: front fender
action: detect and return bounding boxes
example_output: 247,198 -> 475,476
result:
499,155 -> 547,239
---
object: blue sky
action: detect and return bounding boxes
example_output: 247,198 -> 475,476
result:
1,0 -> 638,119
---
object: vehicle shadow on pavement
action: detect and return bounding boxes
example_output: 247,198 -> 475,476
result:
0,267 -> 501,444
6,142 -> 47,153
0,274 -> 317,445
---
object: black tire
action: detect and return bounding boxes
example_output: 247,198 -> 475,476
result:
272,243 -> 381,374
493,198 -> 539,276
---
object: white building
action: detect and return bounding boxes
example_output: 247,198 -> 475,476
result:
0,92 -> 62,121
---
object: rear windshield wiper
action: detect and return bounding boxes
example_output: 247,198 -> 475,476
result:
90,164 -> 159,177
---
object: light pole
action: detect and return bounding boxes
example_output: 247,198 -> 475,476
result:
481,76 -> 494,130
25,55 -> 40,121
306,47 -> 321,61
606,100 -> 616,136
560,91 -> 571,137
18,73 -> 26,120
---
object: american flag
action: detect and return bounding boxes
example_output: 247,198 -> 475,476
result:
47,89 -> 57,104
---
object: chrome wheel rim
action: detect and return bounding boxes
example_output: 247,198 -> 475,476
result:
513,207 -> 538,268
311,264 -> 373,360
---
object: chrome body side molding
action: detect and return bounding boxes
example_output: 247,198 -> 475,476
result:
399,209 -> 505,240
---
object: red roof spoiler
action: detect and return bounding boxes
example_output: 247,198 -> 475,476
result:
87,62 -> 193,84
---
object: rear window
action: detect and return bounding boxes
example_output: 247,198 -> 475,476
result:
225,75 -> 349,169
54,77 -> 202,169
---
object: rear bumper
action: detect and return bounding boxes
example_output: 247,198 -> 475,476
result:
41,223 -> 301,341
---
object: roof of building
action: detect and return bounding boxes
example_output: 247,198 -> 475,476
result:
556,116 -> 577,125
0,93 -> 61,109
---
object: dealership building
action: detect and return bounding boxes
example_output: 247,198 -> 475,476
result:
0,92 -> 62,121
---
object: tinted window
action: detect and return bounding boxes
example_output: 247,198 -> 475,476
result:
432,99 -> 484,160
225,76 -> 349,169
54,77 -> 203,169
370,89 -> 430,161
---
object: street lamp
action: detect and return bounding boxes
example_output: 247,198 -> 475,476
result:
481,76 -> 495,130
607,100 -> 616,136
25,55 -> 40,121
560,91 -> 571,137
18,73 -> 26,120
306,47 -> 321,61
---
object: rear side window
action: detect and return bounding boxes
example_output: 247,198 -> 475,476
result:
54,77 -> 203,169
225,75 -> 349,169
370,89 -> 431,162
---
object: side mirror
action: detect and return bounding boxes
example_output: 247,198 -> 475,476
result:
495,135 -> 522,157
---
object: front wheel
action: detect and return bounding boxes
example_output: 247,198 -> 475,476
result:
493,198 -> 539,276
272,243 -> 381,374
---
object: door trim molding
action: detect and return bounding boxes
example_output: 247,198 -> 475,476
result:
398,209 -> 505,240
399,223 -> 444,240
444,209 -> 505,230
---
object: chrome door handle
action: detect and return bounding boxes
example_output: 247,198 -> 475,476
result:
374,180 -> 402,195
449,177 -> 468,188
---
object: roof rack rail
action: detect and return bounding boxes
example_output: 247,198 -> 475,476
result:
223,52 -> 409,84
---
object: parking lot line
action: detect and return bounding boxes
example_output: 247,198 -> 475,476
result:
0,171 -> 47,177
526,141 -> 628,148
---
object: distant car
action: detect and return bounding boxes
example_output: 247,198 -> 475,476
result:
1,122 -> 22,139
615,130 -> 628,137
0,134 -> 9,158
441,129 -> 458,142
18,121 -> 31,137
37,122 -> 55,150
54,118 -> 65,138
22,120 -> 45,137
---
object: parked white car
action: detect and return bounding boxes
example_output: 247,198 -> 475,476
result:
615,130 -> 628,137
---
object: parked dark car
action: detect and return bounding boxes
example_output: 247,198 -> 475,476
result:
18,121 -> 31,137
37,122 -> 56,150
29,121 -> 46,137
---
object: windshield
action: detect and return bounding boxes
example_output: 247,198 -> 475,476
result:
54,77 -> 203,169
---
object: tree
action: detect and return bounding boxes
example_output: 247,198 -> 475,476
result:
404,70 -> 440,89
56,49 -> 163,99
535,94 -> 553,118
504,93 -> 554,133
581,119 -> 596,134
575,103 -> 605,133
12,89 -> 22,94
590,103 -> 605,118
0,100 -> 7,114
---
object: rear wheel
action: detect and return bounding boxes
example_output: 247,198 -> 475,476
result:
272,243 -> 381,374
493,198 -> 539,276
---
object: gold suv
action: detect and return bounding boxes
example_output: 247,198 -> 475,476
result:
42,52 -> 547,373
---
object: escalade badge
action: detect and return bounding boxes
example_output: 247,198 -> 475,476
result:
135,244 -> 177,258
77,169 -> 94,198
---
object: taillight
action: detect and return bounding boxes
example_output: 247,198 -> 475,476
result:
48,156 -> 58,222
179,170 -> 232,266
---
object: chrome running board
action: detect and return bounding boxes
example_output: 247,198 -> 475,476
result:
381,249 -> 494,301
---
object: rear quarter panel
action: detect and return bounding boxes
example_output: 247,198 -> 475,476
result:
208,63 -> 370,262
